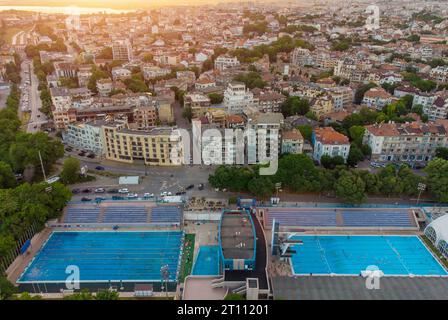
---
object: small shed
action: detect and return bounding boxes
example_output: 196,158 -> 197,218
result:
118,176 -> 140,185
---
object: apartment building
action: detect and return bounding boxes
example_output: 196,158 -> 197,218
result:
63,121 -> 104,155
363,121 -> 448,164
430,66 -> 448,84
291,48 -> 313,66
246,112 -> 284,164
325,86 -> 354,111
362,87 -> 394,110
312,127 -> 350,163
184,93 -> 211,117
133,105 -> 158,129
112,39 -> 133,61
214,55 -> 240,71
255,91 -> 286,113
310,95 -> 334,119
102,123 -> 183,165
281,129 -> 304,154
223,82 -> 256,114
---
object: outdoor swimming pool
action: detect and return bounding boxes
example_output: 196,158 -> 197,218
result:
192,246 -> 221,276
18,231 -> 183,283
289,235 -> 447,276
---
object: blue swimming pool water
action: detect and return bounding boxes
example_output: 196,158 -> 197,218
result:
18,231 -> 183,282
289,235 -> 447,276
192,246 -> 221,276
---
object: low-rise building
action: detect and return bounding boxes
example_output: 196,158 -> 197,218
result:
312,127 -> 350,163
281,129 -> 304,154
214,55 -> 240,71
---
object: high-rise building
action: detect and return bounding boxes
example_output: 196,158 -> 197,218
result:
112,39 -> 133,62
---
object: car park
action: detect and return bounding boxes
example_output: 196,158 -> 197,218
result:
71,188 -> 80,194
143,193 -> 154,198
107,188 -> 119,194
81,188 -> 91,193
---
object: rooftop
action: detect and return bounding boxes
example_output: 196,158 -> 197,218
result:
220,210 -> 255,261
314,127 -> 350,145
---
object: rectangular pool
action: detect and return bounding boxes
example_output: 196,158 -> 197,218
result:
289,235 -> 447,276
18,231 -> 183,283
192,246 -> 221,276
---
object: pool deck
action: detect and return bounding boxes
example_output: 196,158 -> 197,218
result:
183,276 -> 227,300
7,228 -> 52,285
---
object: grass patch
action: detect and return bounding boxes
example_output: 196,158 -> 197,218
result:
179,234 -> 195,283
420,235 -> 448,270
88,169 -> 125,178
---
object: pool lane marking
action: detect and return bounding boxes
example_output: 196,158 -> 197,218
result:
315,237 -> 332,274
385,238 -> 410,275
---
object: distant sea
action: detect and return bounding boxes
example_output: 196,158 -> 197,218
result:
0,5 -> 133,14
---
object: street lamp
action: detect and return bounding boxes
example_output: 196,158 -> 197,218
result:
416,183 -> 426,205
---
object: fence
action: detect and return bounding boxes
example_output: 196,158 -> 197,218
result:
0,222 -> 40,275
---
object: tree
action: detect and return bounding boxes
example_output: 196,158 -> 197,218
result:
425,158 -> 448,202
247,177 -> 274,198
60,157 -> 81,184
354,83 -> 377,104
435,147 -> 448,160
297,125 -> 312,141
0,276 -> 16,300
347,144 -> 365,167
0,161 -> 16,189
281,96 -> 310,117
348,126 -> 365,147
208,93 -> 224,104
334,171 -> 366,204
320,155 -> 345,169
96,289 -> 119,300
14,292 -> 42,300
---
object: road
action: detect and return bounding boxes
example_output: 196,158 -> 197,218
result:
26,60 -> 47,133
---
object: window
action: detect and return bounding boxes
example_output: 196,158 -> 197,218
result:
425,226 -> 437,243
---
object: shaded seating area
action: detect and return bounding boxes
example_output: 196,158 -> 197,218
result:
102,206 -> 148,223
341,211 -> 413,227
64,207 -> 100,223
150,206 -> 182,223
267,210 -> 337,227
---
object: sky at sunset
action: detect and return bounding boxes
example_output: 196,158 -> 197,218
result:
0,0 -> 239,9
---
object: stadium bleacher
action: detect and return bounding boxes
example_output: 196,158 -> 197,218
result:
266,210 -> 337,227
150,206 -> 182,223
102,206 -> 148,223
341,211 -> 413,227
265,208 -> 415,229
64,207 -> 100,223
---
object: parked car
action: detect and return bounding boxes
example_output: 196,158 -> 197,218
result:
107,188 -> 119,194
94,188 -> 105,193
160,191 -> 168,197
95,197 -> 106,201
118,188 -> 129,194
78,151 -> 86,156
143,193 -> 154,198
81,197 -> 92,202
95,166 -> 105,170
198,183 -> 204,190
186,184 -> 194,190
65,147 -> 73,152
71,188 -> 80,194
127,193 -> 138,198
175,191 -> 186,196
81,188 -> 91,193
87,153 -> 95,159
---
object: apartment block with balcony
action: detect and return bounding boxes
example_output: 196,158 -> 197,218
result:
363,121 -> 448,164
63,121 -> 104,155
102,123 -> 183,166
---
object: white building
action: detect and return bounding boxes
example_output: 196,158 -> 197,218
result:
214,55 -> 240,71
112,39 -> 133,61
223,82 -> 255,114
424,214 -> 448,258
63,121 -> 104,155
312,127 -> 350,163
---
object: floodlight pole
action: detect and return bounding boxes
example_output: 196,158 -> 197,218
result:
38,150 -> 47,181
